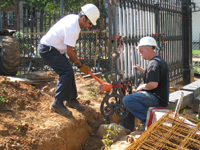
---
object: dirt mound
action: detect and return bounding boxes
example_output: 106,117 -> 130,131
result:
0,73 -> 108,150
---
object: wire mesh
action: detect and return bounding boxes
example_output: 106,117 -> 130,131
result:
192,3 -> 200,51
126,110 -> 200,150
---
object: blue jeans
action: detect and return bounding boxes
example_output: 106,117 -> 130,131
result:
38,44 -> 77,102
122,91 -> 160,131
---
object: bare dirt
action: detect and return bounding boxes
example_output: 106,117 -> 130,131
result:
0,72 -> 114,150
0,65 -> 200,150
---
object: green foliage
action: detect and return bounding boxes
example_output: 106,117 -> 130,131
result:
192,50 -> 200,55
1,87 -> 6,93
0,87 -> 9,105
63,0 -> 97,13
0,0 -> 15,10
193,66 -> 200,74
20,0 -> 97,14
16,71 -> 21,75
101,76 -> 106,81
22,0 -> 49,12
102,125 -> 122,149
0,96 -> 9,105
91,91 -> 96,97
13,30 -> 37,55
182,109 -> 186,113
83,93 -> 89,98
15,126 -> 21,132
13,30 -> 29,53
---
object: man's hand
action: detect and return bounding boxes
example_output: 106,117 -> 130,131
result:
78,64 -> 91,74
133,65 -> 145,74
74,50 -> 77,56
136,82 -> 158,92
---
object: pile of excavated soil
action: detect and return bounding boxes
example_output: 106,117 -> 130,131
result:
0,72 -> 110,150
1,70 -> 198,150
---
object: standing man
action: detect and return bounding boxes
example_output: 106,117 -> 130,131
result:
122,36 -> 169,131
38,3 -> 100,117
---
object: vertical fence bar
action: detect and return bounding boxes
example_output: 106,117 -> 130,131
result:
119,0 -> 124,73
182,0 -> 193,84
127,2 -> 131,79
130,1 -> 134,78
122,0 -> 128,78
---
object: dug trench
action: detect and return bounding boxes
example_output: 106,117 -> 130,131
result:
0,72 -> 121,150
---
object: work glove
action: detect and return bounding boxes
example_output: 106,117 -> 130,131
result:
78,64 -> 91,74
74,50 -> 77,56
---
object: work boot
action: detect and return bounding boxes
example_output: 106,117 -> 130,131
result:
64,99 -> 85,111
50,101 -> 72,117
138,124 -> 146,131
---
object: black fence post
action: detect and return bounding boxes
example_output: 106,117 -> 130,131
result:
182,0 -> 194,84
154,3 -> 161,56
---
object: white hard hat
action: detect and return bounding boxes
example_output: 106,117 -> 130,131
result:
81,3 -> 100,26
136,36 -> 157,49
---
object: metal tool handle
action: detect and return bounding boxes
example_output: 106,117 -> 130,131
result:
173,92 -> 184,118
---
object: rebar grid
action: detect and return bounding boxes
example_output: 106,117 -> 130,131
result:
126,110 -> 200,150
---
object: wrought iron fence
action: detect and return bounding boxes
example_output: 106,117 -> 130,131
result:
106,0 -> 183,87
1,0 -> 193,124
1,0 -> 190,85
100,0 -> 185,124
1,1 -> 108,74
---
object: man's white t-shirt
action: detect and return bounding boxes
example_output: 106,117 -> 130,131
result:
40,14 -> 81,53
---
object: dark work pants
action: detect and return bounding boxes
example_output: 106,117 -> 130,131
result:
122,91 -> 160,132
38,44 -> 77,102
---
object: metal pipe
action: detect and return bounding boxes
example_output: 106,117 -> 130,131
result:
122,1 -> 128,78
130,2 -> 134,78
119,0 -> 123,73
127,2 -> 131,79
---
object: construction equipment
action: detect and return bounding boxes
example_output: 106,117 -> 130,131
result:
88,71 -> 112,91
0,29 -> 20,76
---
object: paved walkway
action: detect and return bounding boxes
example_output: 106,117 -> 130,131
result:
192,57 -> 200,61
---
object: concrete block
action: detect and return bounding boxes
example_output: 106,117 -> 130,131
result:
145,107 -> 169,130
180,80 -> 200,98
167,90 -> 193,110
193,96 -> 200,113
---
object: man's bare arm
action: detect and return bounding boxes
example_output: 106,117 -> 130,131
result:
136,82 -> 158,92
133,65 -> 145,74
67,45 -> 82,67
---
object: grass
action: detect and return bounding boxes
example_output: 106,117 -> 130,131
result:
102,125 -> 122,150
194,67 -> 200,74
192,50 -> 200,55
192,50 -> 200,74
0,87 -> 9,105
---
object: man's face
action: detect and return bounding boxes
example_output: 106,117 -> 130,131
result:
80,16 -> 93,29
139,46 -> 149,60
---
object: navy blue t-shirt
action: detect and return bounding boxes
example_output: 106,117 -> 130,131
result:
143,56 -> 169,107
